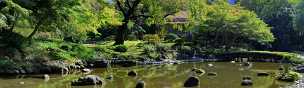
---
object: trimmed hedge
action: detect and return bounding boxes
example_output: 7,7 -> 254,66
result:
215,51 -> 304,64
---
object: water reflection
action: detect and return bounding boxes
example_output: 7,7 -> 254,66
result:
0,62 -> 297,88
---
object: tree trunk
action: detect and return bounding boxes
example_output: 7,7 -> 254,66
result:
113,0 -> 141,45
27,22 -> 41,40
114,23 -> 128,45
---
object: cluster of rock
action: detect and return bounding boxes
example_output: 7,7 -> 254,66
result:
0,61 -> 70,74
71,75 -> 103,86
71,70 -> 145,88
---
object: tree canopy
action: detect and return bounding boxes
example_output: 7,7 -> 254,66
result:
189,0 -> 274,50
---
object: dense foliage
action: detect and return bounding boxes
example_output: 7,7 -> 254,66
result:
0,0 -> 303,66
240,0 -> 304,51
189,0 -> 273,51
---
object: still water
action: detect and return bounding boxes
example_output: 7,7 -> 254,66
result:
0,62 -> 296,88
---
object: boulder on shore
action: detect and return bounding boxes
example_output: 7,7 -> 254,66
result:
71,75 -> 103,86
85,60 -> 109,68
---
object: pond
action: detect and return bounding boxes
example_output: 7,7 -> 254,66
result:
0,62 -> 297,88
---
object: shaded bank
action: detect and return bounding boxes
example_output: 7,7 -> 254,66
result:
214,51 -> 304,64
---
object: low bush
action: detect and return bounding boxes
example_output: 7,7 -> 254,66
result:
0,57 -> 18,69
87,31 -> 101,40
156,43 -> 169,52
60,44 -> 73,51
219,51 -> 304,64
71,45 -> 95,60
49,49 -> 74,60
142,44 -> 159,59
113,45 -> 128,52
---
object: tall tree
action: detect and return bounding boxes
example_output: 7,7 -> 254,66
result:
112,0 -> 187,45
0,0 -> 29,48
240,0 -> 299,51
0,0 -> 28,31
13,0 -> 63,39
190,0 -> 274,50
294,0 -> 304,31
13,0 -> 113,42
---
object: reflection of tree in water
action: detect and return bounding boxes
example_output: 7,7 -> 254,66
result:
141,64 -> 179,79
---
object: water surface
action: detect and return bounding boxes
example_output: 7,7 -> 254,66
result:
0,62 -> 296,88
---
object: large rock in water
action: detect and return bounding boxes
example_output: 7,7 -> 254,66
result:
136,81 -> 145,88
128,70 -> 137,77
207,72 -> 217,76
71,75 -> 103,86
241,80 -> 253,86
241,77 -> 253,86
257,72 -> 269,76
184,76 -> 200,87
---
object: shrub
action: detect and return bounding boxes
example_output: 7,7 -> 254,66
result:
127,34 -> 137,41
0,30 -> 25,48
71,45 -> 95,60
34,32 -> 60,41
164,33 -> 179,42
94,46 -> 107,52
87,31 -> 101,40
113,45 -> 128,52
143,44 -> 155,54
156,43 -> 170,52
136,42 -> 145,48
0,57 -> 17,69
179,46 -> 193,55
104,35 -> 116,41
175,38 -> 185,45
60,44 -> 73,51
142,44 -> 159,59
49,49 -> 74,60
143,34 -> 161,44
